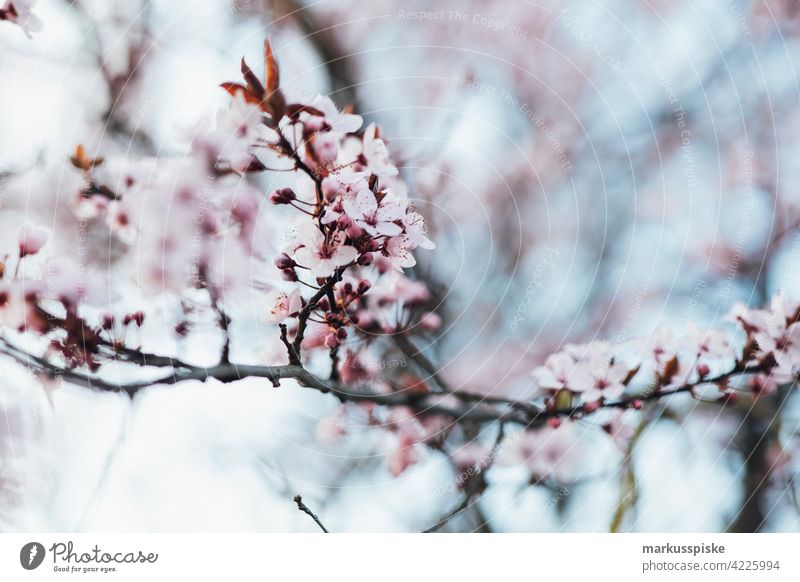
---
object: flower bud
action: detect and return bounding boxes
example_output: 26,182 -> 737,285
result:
268,187 -> 296,205
357,252 -> 374,266
337,214 -> 353,230
324,332 -> 340,349
132,311 -> 145,326
419,312 -> 441,331
274,253 -> 296,270
583,401 -> 600,413
357,279 -> 371,295
18,223 -> 49,257
547,417 -> 562,429
345,222 -> 363,239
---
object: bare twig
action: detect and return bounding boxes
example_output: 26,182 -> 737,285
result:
293,495 -> 329,533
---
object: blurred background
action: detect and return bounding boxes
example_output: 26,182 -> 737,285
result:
2,0 -> 800,532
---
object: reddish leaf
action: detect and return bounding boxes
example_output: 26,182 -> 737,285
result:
285,103 -> 325,119
264,37 -> 280,93
220,82 -> 262,105
70,144 -> 103,171
240,58 -> 265,100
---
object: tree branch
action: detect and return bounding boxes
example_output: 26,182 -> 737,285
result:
293,495 -> 329,533
0,334 -> 774,430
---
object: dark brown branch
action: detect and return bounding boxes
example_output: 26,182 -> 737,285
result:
0,335 -> 774,430
293,495 -> 329,533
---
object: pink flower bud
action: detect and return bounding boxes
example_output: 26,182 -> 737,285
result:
419,312 -> 441,331
18,223 -> 49,257
101,313 -> 115,330
357,279 -> 371,295
583,401 -> 600,413
274,253 -> 296,270
269,187 -> 296,205
547,417 -> 562,429
357,253 -> 374,266
337,215 -> 353,230
324,332 -> 340,349
345,222 -> 363,239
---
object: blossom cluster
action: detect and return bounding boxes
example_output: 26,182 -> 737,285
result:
207,41 -> 437,354
0,39 -> 437,375
531,293 -> 800,416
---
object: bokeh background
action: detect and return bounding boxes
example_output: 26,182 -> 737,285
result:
2,0 -> 800,532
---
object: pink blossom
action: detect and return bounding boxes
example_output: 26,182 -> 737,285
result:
362,123 -> 399,179
729,294 -> 800,382
385,235 -> 417,271
17,222 -> 49,257
0,0 -> 41,37
0,280 -> 44,332
310,95 -> 363,134
105,202 -> 137,245
204,93 -> 268,172
388,433 -> 419,476
309,131 -> 339,165
343,188 -> 405,237
563,342 -> 630,402
402,211 -> 435,250
264,289 -> 303,324
292,222 -> 358,278
532,352 -> 594,394
499,426 -> 578,482
43,257 -> 90,306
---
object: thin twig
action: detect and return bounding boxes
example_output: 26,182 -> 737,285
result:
293,495 -> 329,533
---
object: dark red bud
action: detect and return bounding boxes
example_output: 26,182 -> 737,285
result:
269,187 -> 296,205
274,253 -> 296,270
337,215 -> 353,230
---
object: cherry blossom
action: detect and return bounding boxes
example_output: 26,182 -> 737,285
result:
17,222 -> 49,257
361,123 -> 399,180
532,352 -> 594,395
264,289 -> 303,324
310,95 -> 363,134
292,221 -> 359,278
729,294 -> 800,383
342,188 -> 405,237
0,0 -> 41,37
